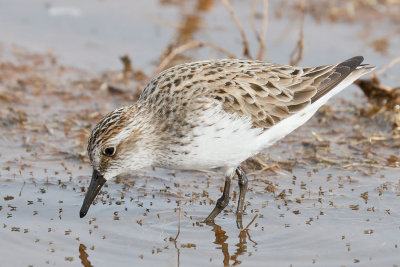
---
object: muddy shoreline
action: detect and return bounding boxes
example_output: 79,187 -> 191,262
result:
1,0 -> 399,266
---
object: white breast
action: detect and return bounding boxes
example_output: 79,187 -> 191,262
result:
169,104 -> 263,171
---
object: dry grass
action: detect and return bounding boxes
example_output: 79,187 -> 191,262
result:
221,0 -> 252,58
289,1 -> 305,66
154,41 -> 236,75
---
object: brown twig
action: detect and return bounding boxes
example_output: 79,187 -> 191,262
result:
175,202 -> 182,241
246,157 -> 284,176
153,41 -> 236,75
174,203 -> 182,267
154,41 -> 201,75
289,1 -> 305,65
221,0 -> 252,58
19,181 -> 26,197
250,0 -> 261,42
205,42 -> 237,58
256,0 -> 269,60
374,56 -> 400,76
243,214 -> 258,231
246,230 -> 258,246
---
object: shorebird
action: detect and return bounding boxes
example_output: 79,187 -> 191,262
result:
79,56 -> 374,228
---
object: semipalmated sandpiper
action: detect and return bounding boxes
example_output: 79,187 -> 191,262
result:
79,56 -> 374,228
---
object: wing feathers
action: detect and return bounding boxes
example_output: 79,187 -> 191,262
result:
142,57 -> 372,130
214,57 -> 368,129
311,56 -> 364,103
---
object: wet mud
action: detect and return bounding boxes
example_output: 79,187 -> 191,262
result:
0,0 -> 399,266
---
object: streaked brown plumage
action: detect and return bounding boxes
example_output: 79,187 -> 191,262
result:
81,56 -> 374,227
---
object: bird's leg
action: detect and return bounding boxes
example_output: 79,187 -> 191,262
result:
204,176 -> 231,224
235,166 -> 248,229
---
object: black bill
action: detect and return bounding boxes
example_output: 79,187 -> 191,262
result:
79,169 -> 106,218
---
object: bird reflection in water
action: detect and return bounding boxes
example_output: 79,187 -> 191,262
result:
77,215 -> 258,267
211,214 -> 258,266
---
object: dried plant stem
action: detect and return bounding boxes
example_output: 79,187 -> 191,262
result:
374,56 -> 400,76
175,202 -> 182,241
243,214 -> 258,230
256,0 -> 269,60
250,0 -> 261,41
242,214 -> 259,246
154,41 -> 236,75
221,0 -> 251,58
205,42 -> 237,58
289,1 -> 305,65
19,181 -> 26,197
173,202 -> 182,267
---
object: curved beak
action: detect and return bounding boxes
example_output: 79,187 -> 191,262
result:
79,169 -> 106,218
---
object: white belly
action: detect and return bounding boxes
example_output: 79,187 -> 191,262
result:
167,72 -> 365,173
169,105 -> 263,171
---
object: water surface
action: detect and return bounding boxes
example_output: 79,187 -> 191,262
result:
0,0 -> 399,266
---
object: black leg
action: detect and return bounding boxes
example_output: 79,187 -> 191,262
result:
204,176 -> 231,224
235,167 -> 248,229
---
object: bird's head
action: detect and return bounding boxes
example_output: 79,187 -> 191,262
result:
79,105 -> 156,218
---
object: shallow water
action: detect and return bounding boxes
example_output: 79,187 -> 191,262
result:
1,0 -> 400,266
2,160 -> 400,266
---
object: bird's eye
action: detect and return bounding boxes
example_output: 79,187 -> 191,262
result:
103,147 -> 116,157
